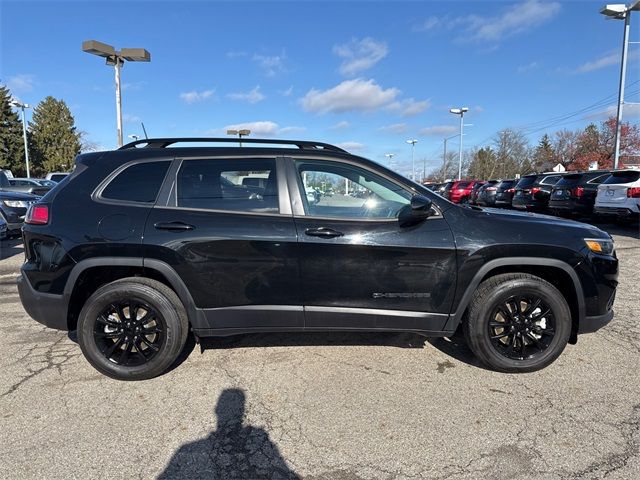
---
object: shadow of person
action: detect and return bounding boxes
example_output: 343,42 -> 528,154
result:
158,388 -> 300,480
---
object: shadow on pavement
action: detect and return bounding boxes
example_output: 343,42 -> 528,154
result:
198,330 -> 428,352
158,388 -> 300,479
0,237 -> 24,261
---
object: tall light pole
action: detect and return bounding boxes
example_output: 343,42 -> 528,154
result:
442,133 -> 460,182
449,107 -> 468,180
406,139 -> 418,181
82,40 -> 151,147
600,1 -> 640,169
385,153 -> 395,170
10,101 -> 31,178
227,129 -> 251,147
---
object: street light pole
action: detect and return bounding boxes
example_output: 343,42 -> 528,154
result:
10,101 -> 31,178
115,58 -> 123,147
82,40 -> 151,148
406,139 -> 418,181
442,133 -> 460,182
385,153 -> 395,170
449,107 -> 468,180
227,129 -> 251,147
600,1 -> 640,168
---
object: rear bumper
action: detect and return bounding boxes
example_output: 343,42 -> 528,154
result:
17,274 -> 69,330
579,309 -> 614,334
549,199 -> 592,214
594,206 -> 639,218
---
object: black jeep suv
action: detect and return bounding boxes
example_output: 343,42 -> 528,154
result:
18,138 -> 618,380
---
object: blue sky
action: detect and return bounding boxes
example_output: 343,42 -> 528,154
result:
1,0 -> 639,176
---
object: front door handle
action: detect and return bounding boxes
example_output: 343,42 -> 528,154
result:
154,221 -> 195,232
305,227 -> 344,239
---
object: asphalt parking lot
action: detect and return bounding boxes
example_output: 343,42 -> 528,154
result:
0,222 -> 639,480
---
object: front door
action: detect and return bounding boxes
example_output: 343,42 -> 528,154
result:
143,156 -> 302,332
288,158 -> 457,333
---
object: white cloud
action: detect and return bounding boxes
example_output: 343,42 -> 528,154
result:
387,98 -> 431,117
337,141 -> 366,152
123,113 -> 141,123
330,120 -> 351,130
517,62 -> 540,74
212,121 -> 305,137
252,51 -> 287,77
333,37 -> 389,76
573,50 -> 640,74
419,125 -> 458,136
300,78 -> 400,114
227,85 -> 265,104
5,74 -> 35,93
223,121 -> 279,136
180,89 -> 215,104
226,51 -> 247,58
280,85 -> 294,97
122,81 -> 146,91
278,126 -> 306,135
584,103 -> 640,120
378,123 -> 407,134
415,0 -> 560,43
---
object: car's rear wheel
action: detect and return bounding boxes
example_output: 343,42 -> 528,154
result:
463,273 -> 571,373
77,277 -> 188,380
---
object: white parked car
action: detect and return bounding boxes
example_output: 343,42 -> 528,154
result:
594,169 -> 640,222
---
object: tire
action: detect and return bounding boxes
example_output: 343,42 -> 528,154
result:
463,273 -> 571,373
77,277 -> 189,380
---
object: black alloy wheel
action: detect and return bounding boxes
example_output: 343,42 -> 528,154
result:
488,295 -> 555,361
94,300 -> 165,366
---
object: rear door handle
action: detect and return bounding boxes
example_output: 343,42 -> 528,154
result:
305,227 -> 344,239
154,221 -> 195,232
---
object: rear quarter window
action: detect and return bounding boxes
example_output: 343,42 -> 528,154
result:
603,171 -> 640,184
101,161 -> 171,203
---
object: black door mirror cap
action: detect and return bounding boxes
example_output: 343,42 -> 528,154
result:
399,195 -> 433,227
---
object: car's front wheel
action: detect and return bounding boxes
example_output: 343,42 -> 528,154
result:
77,277 -> 189,380
463,273 -> 571,373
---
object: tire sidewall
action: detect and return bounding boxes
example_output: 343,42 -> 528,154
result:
78,282 -> 183,380
469,279 -> 571,372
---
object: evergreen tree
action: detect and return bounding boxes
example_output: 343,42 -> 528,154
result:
467,147 -> 498,179
0,85 -> 26,175
29,96 -> 81,175
532,134 -> 555,172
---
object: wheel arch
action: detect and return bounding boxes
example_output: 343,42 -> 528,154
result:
446,257 -> 585,342
65,257 -> 200,330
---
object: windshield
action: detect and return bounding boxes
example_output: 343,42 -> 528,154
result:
515,176 -> 537,188
603,171 -> 640,184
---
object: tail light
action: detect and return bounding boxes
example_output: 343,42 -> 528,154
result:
25,204 -> 49,225
628,187 -> 640,198
530,187 -> 541,195
506,188 -> 515,193
571,187 -> 584,197
486,187 -> 497,191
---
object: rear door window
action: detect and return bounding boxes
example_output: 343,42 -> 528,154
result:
176,158 -> 279,213
603,171 -> 640,184
101,161 -> 171,203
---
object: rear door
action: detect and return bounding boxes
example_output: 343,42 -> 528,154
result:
143,156 -> 303,331
287,156 -> 457,332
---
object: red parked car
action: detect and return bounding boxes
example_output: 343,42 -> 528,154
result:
449,180 -> 484,204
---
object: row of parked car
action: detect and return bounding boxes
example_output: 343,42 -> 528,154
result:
424,168 -> 640,223
0,170 -> 69,238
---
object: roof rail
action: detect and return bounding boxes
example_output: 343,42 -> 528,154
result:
118,137 -> 348,153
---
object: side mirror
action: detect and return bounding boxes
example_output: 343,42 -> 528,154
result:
399,195 -> 433,227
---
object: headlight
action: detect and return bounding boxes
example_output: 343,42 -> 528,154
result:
3,200 -> 30,208
584,238 -> 615,255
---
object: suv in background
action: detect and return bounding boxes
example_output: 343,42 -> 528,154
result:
18,137 -> 618,380
549,171 -> 611,217
512,173 -> 565,211
473,180 -> 500,206
45,172 -> 69,183
493,179 -> 517,208
594,169 -> 640,222
1,170 -> 50,197
448,180 -> 483,204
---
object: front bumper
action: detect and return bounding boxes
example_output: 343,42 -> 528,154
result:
17,274 -> 69,330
